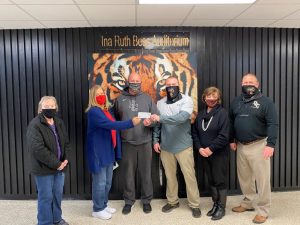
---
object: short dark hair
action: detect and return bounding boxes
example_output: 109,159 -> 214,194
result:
166,75 -> 179,82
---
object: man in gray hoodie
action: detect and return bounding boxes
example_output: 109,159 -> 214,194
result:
114,73 -> 158,215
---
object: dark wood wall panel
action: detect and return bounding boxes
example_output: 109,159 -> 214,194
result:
0,26 -> 299,199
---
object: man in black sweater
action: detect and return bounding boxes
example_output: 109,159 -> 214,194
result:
230,73 -> 278,224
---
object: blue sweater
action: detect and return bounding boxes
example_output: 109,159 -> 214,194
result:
86,107 -> 134,173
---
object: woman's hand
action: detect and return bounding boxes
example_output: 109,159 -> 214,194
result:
57,160 -> 68,170
132,117 -> 142,126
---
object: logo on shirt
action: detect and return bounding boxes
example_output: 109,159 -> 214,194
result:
129,99 -> 138,112
252,100 -> 260,109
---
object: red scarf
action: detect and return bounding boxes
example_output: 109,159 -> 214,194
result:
102,110 -> 117,149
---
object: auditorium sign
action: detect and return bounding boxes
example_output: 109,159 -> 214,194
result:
99,32 -> 190,50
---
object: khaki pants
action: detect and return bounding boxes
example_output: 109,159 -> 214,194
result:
237,138 -> 271,217
160,146 -> 200,208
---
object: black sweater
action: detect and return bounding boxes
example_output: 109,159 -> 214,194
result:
229,94 -> 278,147
192,105 -> 230,153
26,114 -> 71,175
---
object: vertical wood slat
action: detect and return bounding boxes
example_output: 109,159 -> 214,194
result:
73,28 -> 84,195
273,28 -> 281,188
223,28 -> 236,190
298,29 -> 300,187
65,29 -> 75,196
280,29 -> 287,188
291,29 -> 299,187
15,30 -> 25,195
0,26 -> 300,199
4,30 -> 16,195
11,29 -> 20,195
0,30 -> 5,196
24,30 -> 36,195
286,29 -> 293,188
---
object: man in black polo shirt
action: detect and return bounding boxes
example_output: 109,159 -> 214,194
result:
229,73 -> 278,224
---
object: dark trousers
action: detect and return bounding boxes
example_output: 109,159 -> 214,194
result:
120,142 -> 153,205
203,152 -> 228,205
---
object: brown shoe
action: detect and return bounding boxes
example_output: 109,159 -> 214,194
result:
253,215 -> 268,224
232,205 -> 255,213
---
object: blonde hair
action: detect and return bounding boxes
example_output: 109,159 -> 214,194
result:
85,85 -> 110,112
202,87 -> 222,104
37,96 -> 58,114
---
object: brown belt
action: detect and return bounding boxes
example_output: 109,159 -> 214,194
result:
239,138 -> 265,145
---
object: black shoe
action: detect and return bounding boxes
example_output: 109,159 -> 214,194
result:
211,205 -> 225,220
191,208 -> 201,218
54,219 -> 69,225
143,203 -> 152,213
122,204 -> 132,215
207,202 -> 218,216
162,203 -> 179,213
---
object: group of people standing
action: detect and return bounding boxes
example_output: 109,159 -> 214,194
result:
26,73 -> 278,225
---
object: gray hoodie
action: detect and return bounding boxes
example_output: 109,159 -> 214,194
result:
114,89 -> 158,145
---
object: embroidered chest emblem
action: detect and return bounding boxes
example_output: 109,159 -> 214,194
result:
129,99 -> 138,112
252,100 -> 260,109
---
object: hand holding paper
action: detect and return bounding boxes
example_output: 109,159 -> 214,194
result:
132,117 -> 141,126
143,118 -> 152,126
150,114 -> 160,122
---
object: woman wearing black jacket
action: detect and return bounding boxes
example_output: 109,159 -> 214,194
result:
26,96 -> 70,225
192,87 -> 230,221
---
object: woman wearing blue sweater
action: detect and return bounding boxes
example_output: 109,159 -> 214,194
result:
86,85 -> 141,220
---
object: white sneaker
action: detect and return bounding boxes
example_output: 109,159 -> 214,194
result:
92,210 -> 112,220
105,206 -> 117,214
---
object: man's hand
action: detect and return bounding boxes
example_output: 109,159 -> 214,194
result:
143,118 -> 152,126
263,146 -> 274,159
150,114 -> 160,122
153,143 -> 161,153
57,160 -> 68,171
230,143 -> 237,151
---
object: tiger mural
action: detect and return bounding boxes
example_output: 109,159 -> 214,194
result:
88,52 -> 198,112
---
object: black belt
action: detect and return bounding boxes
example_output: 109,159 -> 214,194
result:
239,138 -> 265,145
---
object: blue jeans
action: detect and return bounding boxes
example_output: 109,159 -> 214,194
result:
35,172 -> 65,225
92,163 -> 113,212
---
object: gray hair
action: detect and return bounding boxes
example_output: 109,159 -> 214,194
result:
37,96 -> 58,114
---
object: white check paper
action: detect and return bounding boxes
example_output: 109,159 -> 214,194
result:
138,112 -> 151,119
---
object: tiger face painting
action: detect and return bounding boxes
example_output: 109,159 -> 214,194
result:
88,52 -> 198,111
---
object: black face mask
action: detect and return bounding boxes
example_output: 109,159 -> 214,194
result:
42,109 -> 57,119
242,85 -> 258,98
166,86 -> 182,104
